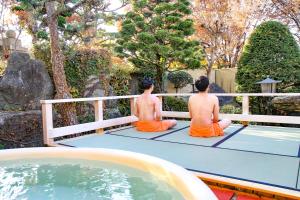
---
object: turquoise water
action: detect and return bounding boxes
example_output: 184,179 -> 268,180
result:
0,158 -> 184,200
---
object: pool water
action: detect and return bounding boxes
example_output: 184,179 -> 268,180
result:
0,158 -> 184,200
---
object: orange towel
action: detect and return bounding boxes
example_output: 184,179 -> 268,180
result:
135,120 -> 172,132
189,123 -> 224,137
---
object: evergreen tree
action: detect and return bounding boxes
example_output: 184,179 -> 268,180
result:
167,71 -> 193,93
13,0 -> 126,45
236,21 -> 300,115
12,0 -> 127,125
236,21 -> 300,93
115,0 -> 202,92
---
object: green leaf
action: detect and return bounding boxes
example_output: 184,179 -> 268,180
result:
36,30 -> 48,40
58,16 -> 66,28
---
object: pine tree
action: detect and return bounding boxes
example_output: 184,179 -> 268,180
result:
115,0 -> 202,92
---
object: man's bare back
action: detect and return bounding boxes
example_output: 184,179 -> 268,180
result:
134,78 -> 176,132
188,76 -> 231,131
189,93 -> 219,126
135,93 -> 161,121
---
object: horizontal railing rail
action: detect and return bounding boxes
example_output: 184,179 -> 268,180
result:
41,93 -> 300,146
40,93 -> 300,104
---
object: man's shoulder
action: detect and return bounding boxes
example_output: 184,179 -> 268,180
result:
208,93 -> 218,98
151,95 -> 160,102
189,94 -> 197,100
208,94 -> 219,102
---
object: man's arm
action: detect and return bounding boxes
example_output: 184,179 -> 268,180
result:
188,97 -> 193,119
134,99 -> 139,117
212,96 -> 220,123
154,97 -> 162,121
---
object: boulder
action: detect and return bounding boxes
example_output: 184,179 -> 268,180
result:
0,52 -> 53,110
83,75 -> 118,108
83,75 -> 121,119
0,110 -> 43,148
209,83 -> 233,106
104,108 -> 122,119
272,96 -> 300,114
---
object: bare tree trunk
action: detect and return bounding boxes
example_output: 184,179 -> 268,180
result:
206,62 -> 214,83
46,1 -> 77,125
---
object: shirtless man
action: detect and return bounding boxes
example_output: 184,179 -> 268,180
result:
188,76 -> 231,137
134,78 -> 177,132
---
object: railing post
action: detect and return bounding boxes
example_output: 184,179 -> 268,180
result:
94,100 -> 104,134
242,95 -> 249,126
130,97 -> 137,125
42,103 -> 54,146
158,96 -> 163,120
242,95 -> 249,115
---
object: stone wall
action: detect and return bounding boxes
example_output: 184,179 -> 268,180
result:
0,111 -> 43,149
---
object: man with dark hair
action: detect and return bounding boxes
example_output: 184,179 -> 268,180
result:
134,77 -> 177,132
188,76 -> 231,137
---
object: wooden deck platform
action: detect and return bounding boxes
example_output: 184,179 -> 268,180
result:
41,93 -> 300,199
55,121 -> 300,198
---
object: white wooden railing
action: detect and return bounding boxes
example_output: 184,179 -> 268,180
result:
41,93 -> 300,146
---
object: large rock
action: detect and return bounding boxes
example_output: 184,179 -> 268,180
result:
0,110 -> 43,148
0,52 -> 53,110
83,75 -> 117,108
83,75 -> 121,119
209,83 -> 233,106
272,96 -> 300,114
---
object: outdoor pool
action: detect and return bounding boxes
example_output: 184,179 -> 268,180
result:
0,148 -> 216,200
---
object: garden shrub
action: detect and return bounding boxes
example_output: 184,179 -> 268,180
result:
109,62 -> 133,116
167,71 -> 193,93
33,44 -> 112,123
65,48 -> 111,97
163,96 -> 188,112
236,21 -> 300,114
33,43 -> 111,97
237,21 -> 300,93
220,104 -> 242,114
32,41 -> 53,78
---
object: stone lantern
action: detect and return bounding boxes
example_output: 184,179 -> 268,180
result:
256,76 -> 281,93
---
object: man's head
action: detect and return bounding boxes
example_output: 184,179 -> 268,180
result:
142,77 -> 154,92
195,76 -> 209,92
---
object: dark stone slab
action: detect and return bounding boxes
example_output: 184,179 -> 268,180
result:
0,110 -> 43,149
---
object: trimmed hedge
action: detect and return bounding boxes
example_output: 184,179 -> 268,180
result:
167,71 -> 193,92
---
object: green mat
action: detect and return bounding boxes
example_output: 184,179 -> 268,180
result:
59,133 -> 300,190
106,120 -> 190,139
218,125 -> 300,156
156,124 -> 243,146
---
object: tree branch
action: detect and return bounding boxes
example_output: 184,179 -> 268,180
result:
102,0 -> 128,12
54,0 -> 89,17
